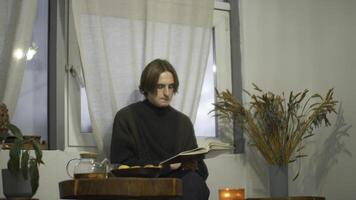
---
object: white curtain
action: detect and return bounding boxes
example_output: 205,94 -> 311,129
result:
71,0 -> 214,156
0,0 -> 38,116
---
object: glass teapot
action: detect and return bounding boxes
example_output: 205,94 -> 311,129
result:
66,152 -> 110,179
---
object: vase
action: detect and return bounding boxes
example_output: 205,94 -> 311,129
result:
1,169 -> 34,198
268,165 -> 288,197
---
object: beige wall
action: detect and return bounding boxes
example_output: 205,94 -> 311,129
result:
240,0 -> 356,199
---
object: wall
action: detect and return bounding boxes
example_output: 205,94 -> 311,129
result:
239,0 -> 356,199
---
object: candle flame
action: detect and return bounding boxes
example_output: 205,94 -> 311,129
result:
224,192 -> 230,197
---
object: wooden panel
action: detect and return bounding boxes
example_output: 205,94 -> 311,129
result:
59,177 -> 182,199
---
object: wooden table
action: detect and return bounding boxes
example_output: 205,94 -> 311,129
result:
246,197 -> 325,200
59,177 -> 182,199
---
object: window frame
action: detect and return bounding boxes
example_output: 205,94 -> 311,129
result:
52,1 -> 242,151
196,3 -> 233,147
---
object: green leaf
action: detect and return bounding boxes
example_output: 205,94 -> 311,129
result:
0,131 -> 10,141
32,141 -> 44,164
8,139 -> 22,172
21,150 -> 30,179
29,159 -> 39,194
8,124 -> 23,139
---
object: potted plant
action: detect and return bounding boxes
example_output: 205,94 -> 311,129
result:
212,84 -> 337,196
0,102 -> 44,198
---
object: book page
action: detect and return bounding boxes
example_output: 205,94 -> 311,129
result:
208,141 -> 234,149
179,147 -> 209,155
160,142 -> 233,165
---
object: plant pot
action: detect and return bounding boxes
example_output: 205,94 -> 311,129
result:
1,169 -> 34,198
268,165 -> 288,197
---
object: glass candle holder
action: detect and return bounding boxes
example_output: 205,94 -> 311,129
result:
219,188 -> 244,200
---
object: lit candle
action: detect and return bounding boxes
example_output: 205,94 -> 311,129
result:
219,188 -> 244,200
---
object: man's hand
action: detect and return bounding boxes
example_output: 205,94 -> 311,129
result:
170,160 -> 198,171
170,163 -> 182,170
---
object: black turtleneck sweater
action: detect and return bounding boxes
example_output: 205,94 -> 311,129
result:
110,99 -> 208,179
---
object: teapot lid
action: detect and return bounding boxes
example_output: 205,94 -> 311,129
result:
80,151 -> 97,159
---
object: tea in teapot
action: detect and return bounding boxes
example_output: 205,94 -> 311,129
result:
66,151 -> 110,179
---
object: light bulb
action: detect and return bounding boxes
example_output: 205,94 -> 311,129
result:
13,48 -> 25,60
26,48 -> 37,60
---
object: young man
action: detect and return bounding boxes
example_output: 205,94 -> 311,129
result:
110,59 -> 209,200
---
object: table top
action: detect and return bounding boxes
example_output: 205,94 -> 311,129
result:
246,196 -> 325,200
59,177 -> 182,199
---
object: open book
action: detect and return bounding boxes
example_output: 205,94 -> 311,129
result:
159,142 -> 234,165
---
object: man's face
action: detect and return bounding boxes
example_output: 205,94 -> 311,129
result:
147,71 -> 175,107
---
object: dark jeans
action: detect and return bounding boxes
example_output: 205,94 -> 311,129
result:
168,170 -> 210,200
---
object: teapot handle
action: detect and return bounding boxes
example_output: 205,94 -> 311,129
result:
100,158 -> 112,178
66,158 -> 80,178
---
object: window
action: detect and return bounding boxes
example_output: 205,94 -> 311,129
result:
66,4 -> 96,148
11,0 -> 48,143
65,2 -> 232,148
194,7 -> 232,138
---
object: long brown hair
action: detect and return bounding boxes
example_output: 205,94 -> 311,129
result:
139,59 -> 179,96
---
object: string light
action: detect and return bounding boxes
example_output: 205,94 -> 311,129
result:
13,43 -> 38,61
13,48 -> 25,60
26,42 -> 38,60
